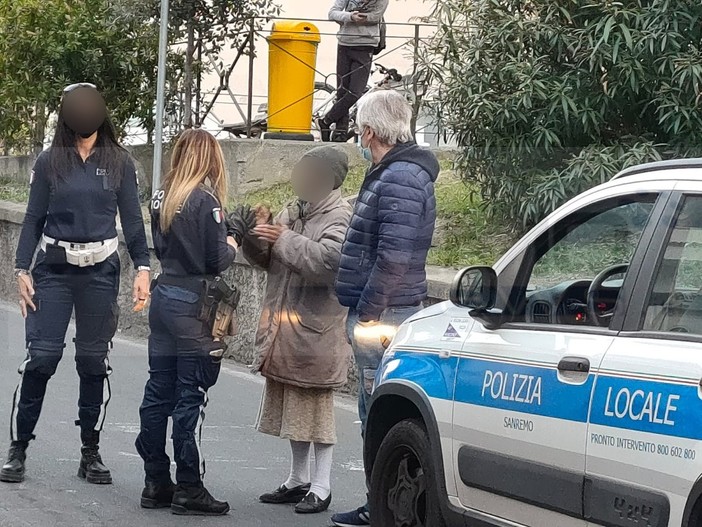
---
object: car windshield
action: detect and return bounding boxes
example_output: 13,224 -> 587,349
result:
528,201 -> 655,291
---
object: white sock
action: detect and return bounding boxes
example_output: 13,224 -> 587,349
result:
284,440 -> 311,489
309,443 -> 333,500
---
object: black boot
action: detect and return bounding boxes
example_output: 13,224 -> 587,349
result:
171,484 -> 230,516
78,431 -> 112,485
316,118 -> 331,142
141,480 -> 176,509
0,441 -> 28,483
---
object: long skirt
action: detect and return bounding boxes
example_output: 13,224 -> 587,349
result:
256,378 -> 337,444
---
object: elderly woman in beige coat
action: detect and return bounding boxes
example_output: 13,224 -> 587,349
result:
239,145 -> 352,515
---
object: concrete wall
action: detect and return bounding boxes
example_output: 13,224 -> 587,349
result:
129,139 -> 372,197
0,140 -> 366,197
2,139 -> 457,197
0,156 -> 33,184
0,201 -> 454,392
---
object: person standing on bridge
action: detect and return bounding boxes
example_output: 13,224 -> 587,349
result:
3,83 -> 151,485
235,145 -> 352,515
135,129 -> 241,517
332,90 -> 438,526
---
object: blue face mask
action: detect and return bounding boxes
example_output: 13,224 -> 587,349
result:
358,129 -> 373,162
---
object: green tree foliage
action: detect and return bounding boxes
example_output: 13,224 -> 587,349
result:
168,0 -> 279,56
0,0 -> 160,154
0,0 -> 279,153
423,0 -> 702,227
139,0 -> 280,129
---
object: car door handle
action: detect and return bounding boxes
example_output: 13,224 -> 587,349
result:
558,357 -> 590,374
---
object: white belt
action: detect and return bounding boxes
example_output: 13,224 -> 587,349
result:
41,235 -> 119,267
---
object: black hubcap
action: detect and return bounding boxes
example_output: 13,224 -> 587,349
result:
386,448 -> 427,527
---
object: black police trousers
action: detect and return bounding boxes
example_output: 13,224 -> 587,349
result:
11,251 -> 120,443
135,284 -> 222,486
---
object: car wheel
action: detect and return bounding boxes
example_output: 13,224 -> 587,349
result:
370,419 -> 446,527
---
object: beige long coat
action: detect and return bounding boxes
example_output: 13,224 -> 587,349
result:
243,190 -> 352,389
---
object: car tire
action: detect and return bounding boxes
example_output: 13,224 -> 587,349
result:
370,419 -> 447,527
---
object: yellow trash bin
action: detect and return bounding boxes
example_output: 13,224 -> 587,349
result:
266,21 -> 321,141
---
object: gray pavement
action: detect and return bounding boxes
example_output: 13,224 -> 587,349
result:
0,302 -> 366,526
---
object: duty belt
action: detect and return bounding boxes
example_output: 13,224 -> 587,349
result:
156,274 -> 212,294
41,235 -> 118,267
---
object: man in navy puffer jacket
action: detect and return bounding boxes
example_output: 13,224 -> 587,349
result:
332,90 -> 438,527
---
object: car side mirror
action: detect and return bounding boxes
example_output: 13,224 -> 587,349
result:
450,266 -> 497,310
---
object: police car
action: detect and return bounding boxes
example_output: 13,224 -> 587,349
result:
365,159 -> 702,527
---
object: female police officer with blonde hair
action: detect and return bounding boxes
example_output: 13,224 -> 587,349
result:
135,128 -> 241,516
2,83 -> 151,485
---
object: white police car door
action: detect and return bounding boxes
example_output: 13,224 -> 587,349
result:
452,189 -> 664,526
586,190 -> 702,527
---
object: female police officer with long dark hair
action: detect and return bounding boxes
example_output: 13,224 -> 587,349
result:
135,128 -> 243,516
1,84 -> 151,485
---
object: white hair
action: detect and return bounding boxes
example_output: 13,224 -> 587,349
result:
356,90 -> 413,145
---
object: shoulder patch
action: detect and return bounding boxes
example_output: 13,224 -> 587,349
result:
212,207 -> 223,224
29,170 -> 35,185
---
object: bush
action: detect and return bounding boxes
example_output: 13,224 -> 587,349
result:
422,0 -> 702,228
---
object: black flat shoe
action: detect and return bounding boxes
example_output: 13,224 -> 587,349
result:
259,483 -> 311,504
294,492 -> 332,514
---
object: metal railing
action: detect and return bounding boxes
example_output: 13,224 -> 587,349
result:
184,16 -> 440,142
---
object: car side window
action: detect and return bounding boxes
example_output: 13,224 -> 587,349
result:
514,196 -> 657,326
643,196 -> 702,335
530,200 -> 655,291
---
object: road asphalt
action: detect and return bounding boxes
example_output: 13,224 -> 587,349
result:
0,302 -> 367,527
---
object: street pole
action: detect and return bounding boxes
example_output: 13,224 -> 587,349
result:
152,0 -> 170,192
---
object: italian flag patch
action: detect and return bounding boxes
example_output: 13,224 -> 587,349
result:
212,207 -> 224,224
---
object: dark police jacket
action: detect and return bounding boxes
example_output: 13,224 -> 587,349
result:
150,186 -> 235,277
15,149 -> 150,270
335,142 -> 439,322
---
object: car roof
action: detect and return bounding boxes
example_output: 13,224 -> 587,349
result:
613,158 -> 702,180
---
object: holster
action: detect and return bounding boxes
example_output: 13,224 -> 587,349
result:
212,302 -> 238,340
197,276 -> 241,339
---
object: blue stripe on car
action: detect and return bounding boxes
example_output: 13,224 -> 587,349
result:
380,351 -> 702,441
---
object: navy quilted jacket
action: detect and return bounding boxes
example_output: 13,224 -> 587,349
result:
336,142 -> 439,321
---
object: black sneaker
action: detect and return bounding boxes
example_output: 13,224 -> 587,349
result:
294,492 -> 332,514
0,442 -> 28,483
259,483 -> 310,504
78,445 -> 112,485
171,485 -> 230,516
141,480 -> 176,509
316,118 -> 331,142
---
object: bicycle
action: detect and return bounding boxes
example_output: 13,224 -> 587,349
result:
337,63 -> 417,143
224,82 -> 335,139
223,63 -> 416,141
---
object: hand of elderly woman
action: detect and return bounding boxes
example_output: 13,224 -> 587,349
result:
253,223 -> 288,244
